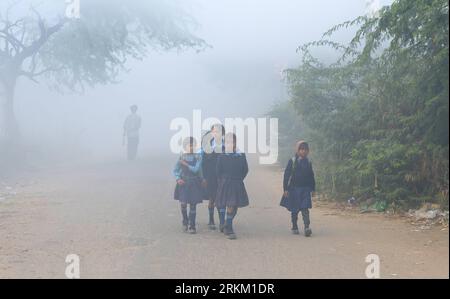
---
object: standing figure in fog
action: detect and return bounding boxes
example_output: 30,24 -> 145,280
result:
201,124 -> 225,230
280,141 -> 316,237
123,105 -> 142,161
215,133 -> 249,240
173,137 -> 205,234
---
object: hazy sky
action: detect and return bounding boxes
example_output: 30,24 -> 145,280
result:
14,0 -> 392,159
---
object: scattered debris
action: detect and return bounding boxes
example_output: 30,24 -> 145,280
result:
348,197 -> 357,206
360,199 -> 388,213
412,209 -> 440,220
0,181 -> 19,202
407,204 -> 449,230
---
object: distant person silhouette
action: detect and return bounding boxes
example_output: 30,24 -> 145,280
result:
123,105 -> 142,161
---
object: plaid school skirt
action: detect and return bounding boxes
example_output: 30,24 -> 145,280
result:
174,177 -> 205,205
215,177 -> 249,208
280,186 -> 312,212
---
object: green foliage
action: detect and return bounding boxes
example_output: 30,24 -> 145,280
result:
269,0 -> 449,210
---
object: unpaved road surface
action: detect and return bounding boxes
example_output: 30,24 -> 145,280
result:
0,155 -> 448,278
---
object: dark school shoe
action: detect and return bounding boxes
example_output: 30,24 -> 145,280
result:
304,227 -> 312,237
219,224 -> 226,233
223,226 -> 233,236
223,225 -> 237,239
208,223 -> 217,230
291,228 -> 300,235
227,233 -> 237,240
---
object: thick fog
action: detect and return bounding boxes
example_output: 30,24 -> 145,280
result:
9,0 -> 391,163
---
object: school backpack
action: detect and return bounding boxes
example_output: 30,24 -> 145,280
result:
280,156 -> 297,206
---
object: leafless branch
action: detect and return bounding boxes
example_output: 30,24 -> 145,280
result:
1,2 -> 67,87
19,65 -> 64,83
14,16 -> 66,63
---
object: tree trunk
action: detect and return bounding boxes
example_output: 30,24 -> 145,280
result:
0,78 -> 19,147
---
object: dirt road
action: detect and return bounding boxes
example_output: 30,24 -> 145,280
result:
0,155 -> 448,278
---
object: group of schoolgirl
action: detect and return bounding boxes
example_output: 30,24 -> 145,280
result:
173,124 -> 316,240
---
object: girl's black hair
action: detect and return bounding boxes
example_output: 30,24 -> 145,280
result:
298,142 -> 309,150
211,124 -> 226,136
202,130 -> 211,141
225,132 -> 237,140
225,132 -> 237,152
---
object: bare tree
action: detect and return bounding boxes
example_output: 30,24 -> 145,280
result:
0,0 -> 205,146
